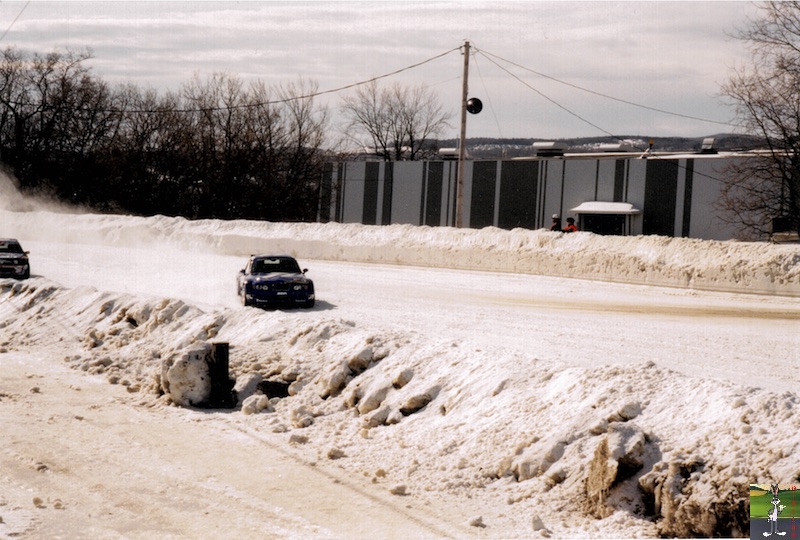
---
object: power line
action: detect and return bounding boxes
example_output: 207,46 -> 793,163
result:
0,0 -> 30,42
474,46 -> 621,141
476,47 -> 739,129
0,45 -> 461,114
466,43 -> 730,182
472,52 -> 504,140
127,46 -> 462,114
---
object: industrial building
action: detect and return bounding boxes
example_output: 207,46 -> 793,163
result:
318,141 -> 761,241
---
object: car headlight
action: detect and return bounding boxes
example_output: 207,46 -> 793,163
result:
253,283 -> 270,291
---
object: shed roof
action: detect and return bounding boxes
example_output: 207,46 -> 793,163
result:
571,201 -> 641,215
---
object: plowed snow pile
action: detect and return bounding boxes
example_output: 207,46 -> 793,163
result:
1,203 -> 799,538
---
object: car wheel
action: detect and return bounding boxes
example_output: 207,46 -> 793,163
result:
241,289 -> 251,307
304,298 -> 315,308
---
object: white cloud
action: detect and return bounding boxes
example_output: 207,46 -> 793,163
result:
0,1 -> 760,138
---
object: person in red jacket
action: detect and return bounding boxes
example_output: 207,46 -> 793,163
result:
563,217 -> 578,233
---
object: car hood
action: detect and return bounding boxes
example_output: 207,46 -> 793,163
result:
246,272 -> 309,283
0,253 -> 26,261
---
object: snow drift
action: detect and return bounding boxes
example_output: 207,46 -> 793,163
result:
0,275 -> 789,537
1,182 -> 798,537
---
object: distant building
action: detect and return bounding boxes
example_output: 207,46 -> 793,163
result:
317,141 -> 766,241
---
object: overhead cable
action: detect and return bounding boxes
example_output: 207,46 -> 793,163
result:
477,47 -> 738,129
0,0 -> 30,42
129,46 -> 462,114
475,46 -> 620,140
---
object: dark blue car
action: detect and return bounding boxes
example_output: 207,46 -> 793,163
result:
237,255 -> 315,308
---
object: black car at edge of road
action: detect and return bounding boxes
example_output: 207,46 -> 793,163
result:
0,238 -> 30,280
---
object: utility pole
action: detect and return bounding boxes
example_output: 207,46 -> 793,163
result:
455,40 -> 470,228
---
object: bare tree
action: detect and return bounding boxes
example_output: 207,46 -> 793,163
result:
720,1 -> 800,239
341,81 -> 450,160
394,84 -> 450,160
178,73 -> 327,220
0,47 -> 328,221
0,46 -> 132,205
277,79 -> 329,220
0,48 -> 96,176
107,84 -> 188,214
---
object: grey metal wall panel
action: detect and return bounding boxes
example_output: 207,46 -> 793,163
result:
381,162 -> 394,225
443,161 -> 457,226
390,161 -> 425,225
643,159 -> 679,236
470,161 -> 497,228
425,162 -> 444,226
362,162 -> 380,225
541,159 -> 565,226
681,159 -> 694,237
563,160 -> 598,220
613,159 -> 626,202
498,160 -> 538,230
686,158 -> 736,241
625,159 -> 646,235
341,162 -> 366,223
596,160 -> 617,202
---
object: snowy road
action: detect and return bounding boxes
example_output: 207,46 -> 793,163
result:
26,240 -> 800,393
0,352 -> 467,539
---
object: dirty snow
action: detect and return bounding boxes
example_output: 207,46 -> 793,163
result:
0,180 -> 799,538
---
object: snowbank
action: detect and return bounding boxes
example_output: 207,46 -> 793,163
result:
1,209 -> 798,296
1,188 -> 797,536
1,275 -> 794,537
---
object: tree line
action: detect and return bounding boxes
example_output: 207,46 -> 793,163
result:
0,46 -> 454,222
0,47 -> 330,221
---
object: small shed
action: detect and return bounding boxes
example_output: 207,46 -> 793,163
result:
570,201 -> 641,235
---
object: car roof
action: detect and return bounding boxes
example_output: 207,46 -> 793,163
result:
251,254 -> 295,260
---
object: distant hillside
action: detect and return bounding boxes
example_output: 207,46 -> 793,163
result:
436,133 -> 766,159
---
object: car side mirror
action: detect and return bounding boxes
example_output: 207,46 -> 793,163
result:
239,269 -> 245,274
302,268 -> 308,274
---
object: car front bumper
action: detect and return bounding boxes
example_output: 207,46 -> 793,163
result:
0,264 -> 29,278
245,291 -> 315,307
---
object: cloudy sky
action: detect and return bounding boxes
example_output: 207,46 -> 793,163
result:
1,1 -> 760,140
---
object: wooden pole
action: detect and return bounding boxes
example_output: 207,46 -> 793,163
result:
456,40 -> 470,228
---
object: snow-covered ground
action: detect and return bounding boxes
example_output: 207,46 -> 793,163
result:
0,177 -> 799,538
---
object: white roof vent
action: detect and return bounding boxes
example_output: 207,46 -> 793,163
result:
439,147 -> 464,160
699,137 -> 717,154
533,141 -> 568,157
598,142 -> 635,153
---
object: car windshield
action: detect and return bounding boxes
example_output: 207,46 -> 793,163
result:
0,240 -> 23,253
251,257 -> 301,274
